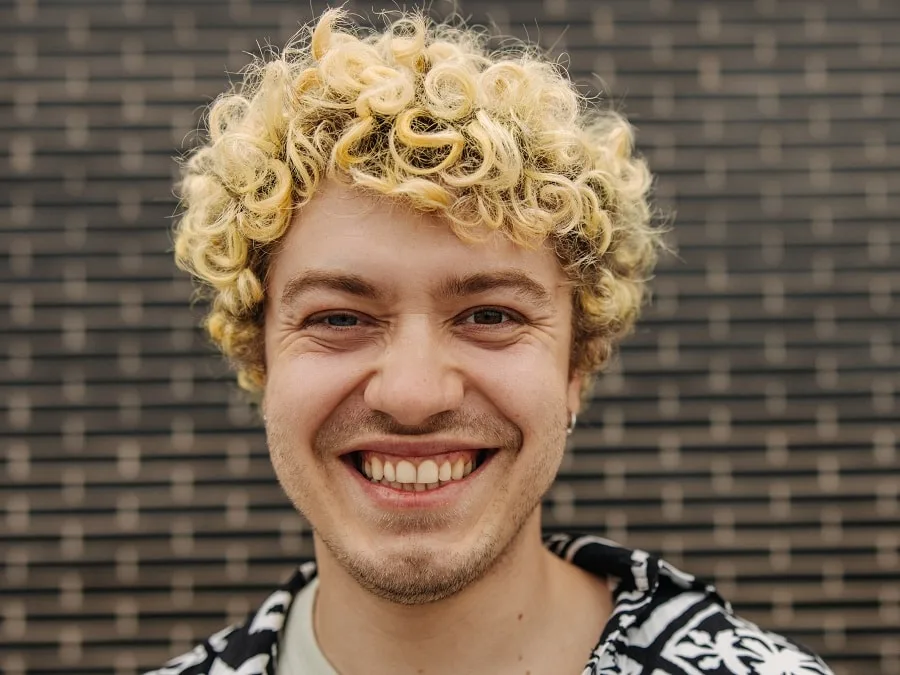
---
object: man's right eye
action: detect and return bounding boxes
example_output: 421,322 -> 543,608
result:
303,313 -> 360,328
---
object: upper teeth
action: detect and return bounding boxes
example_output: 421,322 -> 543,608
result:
361,455 -> 475,489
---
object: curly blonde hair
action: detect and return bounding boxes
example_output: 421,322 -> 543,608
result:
174,9 -> 660,397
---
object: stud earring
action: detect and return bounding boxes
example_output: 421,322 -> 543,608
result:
566,411 -> 577,436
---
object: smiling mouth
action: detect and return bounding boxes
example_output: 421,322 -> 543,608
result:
348,449 -> 494,492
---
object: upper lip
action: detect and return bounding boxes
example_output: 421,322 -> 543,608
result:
339,438 -> 492,458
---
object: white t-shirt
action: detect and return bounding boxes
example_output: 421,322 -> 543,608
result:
277,576 -> 339,675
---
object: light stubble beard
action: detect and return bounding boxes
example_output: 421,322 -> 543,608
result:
267,406 -> 567,605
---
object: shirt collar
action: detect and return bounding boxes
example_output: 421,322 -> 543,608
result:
224,532 -> 726,669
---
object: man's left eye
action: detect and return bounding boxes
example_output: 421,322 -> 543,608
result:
464,309 -> 517,325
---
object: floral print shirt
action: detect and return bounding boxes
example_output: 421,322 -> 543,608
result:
146,532 -> 833,675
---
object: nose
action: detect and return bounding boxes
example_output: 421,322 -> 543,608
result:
363,315 -> 464,427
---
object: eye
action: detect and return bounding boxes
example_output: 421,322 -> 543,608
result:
302,312 -> 362,329
462,308 -> 522,326
324,314 -> 359,327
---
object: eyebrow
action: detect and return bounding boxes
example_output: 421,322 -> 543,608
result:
435,270 -> 555,310
280,271 -> 388,309
278,268 -> 555,311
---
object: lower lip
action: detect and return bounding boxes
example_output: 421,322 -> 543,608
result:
343,454 -> 493,508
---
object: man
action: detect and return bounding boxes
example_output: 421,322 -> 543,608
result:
150,9 -> 832,675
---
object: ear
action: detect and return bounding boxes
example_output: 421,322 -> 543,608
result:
566,372 -> 583,416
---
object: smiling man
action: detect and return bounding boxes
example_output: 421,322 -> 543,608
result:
150,9 -> 832,675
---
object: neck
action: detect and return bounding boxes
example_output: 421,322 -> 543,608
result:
312,513 -> 588,675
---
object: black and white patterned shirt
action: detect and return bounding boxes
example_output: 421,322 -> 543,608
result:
145,533 -> 833,675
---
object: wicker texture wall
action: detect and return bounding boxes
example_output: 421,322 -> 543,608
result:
1,0 -> 898,673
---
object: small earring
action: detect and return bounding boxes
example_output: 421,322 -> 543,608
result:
566,411 -> 577,436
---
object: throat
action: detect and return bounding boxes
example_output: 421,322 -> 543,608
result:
311,528 -> 574,675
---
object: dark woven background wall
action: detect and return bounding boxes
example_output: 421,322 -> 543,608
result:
2,1 -> 898,673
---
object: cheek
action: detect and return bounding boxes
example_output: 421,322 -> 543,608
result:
463,347 -> 568,432
265,353 -> 369,429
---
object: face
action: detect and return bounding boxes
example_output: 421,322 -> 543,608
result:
263,181 -> 582,604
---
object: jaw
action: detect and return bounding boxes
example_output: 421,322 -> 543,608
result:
311,492 -> 547,610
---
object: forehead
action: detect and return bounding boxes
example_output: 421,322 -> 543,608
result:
267,181 -> 570,296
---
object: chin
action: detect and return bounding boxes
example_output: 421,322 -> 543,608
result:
321,523 -> 507,605
319,510 -> 521,605
351,543 -> 492,605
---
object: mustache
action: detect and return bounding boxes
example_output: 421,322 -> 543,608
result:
313,409 -> 523,454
